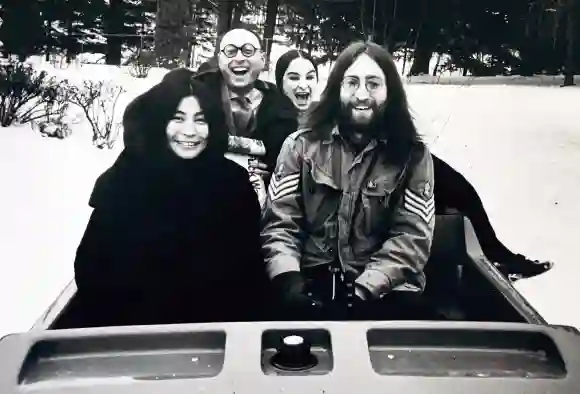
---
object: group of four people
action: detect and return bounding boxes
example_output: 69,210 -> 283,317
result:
72,28 -> 553,327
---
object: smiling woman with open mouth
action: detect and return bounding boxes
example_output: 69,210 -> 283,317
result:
275,50 -> 319,117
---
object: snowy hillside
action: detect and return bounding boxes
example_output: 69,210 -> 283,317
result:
1,56 -> 579,338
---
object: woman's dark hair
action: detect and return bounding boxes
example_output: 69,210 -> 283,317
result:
274,49 -> 319,89
305,41 -> 422,164
123,70 -> 229,162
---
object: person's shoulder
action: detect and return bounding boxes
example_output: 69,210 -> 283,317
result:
256,80 -> 294,112
162,67 -> 195,83
255,78 -> 277,92
88,151 -> 146,209
279,127 -> 316,155
192,67 -> 222,84
288,127 -> 314,141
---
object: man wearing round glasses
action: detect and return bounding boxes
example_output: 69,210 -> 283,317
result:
187,28 -> 298,194
218,35 -> 263,92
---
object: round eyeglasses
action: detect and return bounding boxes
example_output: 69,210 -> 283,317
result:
220,43 -> 259,58
341,77 -> 384,95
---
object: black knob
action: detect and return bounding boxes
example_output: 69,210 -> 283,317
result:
271,335 -> 318,371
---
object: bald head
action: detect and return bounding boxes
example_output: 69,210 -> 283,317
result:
217,28 -> 265,92
219,28 -> 262,52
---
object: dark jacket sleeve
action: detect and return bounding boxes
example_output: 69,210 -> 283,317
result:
260,133 -> 305,279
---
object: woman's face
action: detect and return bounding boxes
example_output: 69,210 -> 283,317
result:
282,57 -> 318,111
166,96 -> 209,159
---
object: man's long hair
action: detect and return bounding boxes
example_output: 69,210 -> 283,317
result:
306,41 -> 423,165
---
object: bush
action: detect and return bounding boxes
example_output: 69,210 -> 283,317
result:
29,80 -> 74,139
33,118 -> 72,140
128,50 -> 155,78
67,80 -> 126,149
0,61 -> 65,127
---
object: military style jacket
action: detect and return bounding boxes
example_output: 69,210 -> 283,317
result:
260,126 -> 436,299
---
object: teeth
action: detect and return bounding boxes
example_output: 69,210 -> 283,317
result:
177,141 -> 200,148
232,67 -> 248,72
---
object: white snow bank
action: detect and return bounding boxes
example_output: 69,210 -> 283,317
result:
0,124 -> 123,337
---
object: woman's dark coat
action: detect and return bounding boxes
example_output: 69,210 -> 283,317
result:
73,80 -> 267,327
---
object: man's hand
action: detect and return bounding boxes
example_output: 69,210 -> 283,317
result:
272,272 -> 323,309
249,158 -> 270,178
249,173 -> 267,208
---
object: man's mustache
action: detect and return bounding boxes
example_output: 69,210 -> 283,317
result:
352,100 -> 373,107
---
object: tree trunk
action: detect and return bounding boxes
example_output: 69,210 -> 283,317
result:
409,23 -> 437,76
216,0 -> 235,36
401,47 -> 408,75
307,24 -> 314,56
155,0 -> 191,68
66,0 -> 74,63
105,0 -> 123,65
432,52 -> 441,76
385,0 -> 400,53
263,0 -> 279,69
232,1 -> 244,28
563,0 -> 578,86
520,2 -> 542,75
409,0 -> 436,76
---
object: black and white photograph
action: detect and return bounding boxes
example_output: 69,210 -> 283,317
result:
0,0 -> 579,390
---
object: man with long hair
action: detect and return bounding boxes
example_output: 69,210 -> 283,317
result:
261,41 -> 437,321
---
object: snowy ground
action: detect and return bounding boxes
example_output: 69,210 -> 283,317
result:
0,61 -> 579,338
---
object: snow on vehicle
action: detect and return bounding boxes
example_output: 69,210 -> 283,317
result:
0,212 -> 579,393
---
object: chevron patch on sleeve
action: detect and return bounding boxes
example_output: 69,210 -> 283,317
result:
268,173 -> 300,201
404,188 -> 435,223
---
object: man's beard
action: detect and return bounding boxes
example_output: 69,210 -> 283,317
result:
338,102 -> 385,144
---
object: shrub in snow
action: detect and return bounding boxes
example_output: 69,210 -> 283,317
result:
35,119 -> 72,140
128,50 -> 155,78
67,80 -> 126,149
29,79 -> 74,140
0,61 -> 66,127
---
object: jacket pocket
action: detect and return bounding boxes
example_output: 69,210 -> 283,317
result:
303,163 -> 340,227
360,178 -> 396,235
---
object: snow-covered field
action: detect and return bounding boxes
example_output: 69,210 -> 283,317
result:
0,59 -> 579,338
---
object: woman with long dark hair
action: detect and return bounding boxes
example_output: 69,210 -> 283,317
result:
73,74 -> 266,327
274,49 -> 553,281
